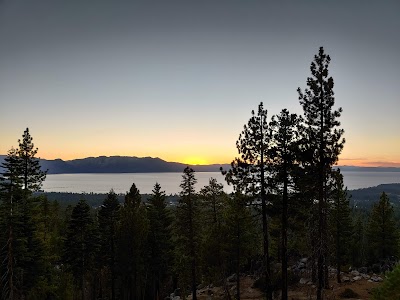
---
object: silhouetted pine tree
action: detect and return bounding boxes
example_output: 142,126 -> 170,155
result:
269,109 -> 301,300
298,47 -> 345,299
98,189 -> 120,300
222,102 -> 273,300
117,183 -> 148,300
366,192 -> 398,264
63,199 -> 98,300
224,192 -> 259,300
0,128 -> 47,299
174,167 -> 200,300
146,182 -> 172,300
199,178 -> 227,282
17,128 -> 47,191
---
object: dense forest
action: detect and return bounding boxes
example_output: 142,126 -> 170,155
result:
1,47 -> 400,300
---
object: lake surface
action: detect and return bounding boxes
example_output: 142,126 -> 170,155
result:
41,171 -> 400,194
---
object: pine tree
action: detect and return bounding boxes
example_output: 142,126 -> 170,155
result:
0,129 -> 47,299
366,192 -> 398,264
224,192 -> 259,300
117,183 -> 148,300
174,167 -> 200,300
147,183 -> 172,300
98,189 -> 120,300
199,178 -> 227,282
63,199 -> 98,300
0,149 -> 24,299
329,169 -> 352,283
298,47 -> 345,299
17,128 -> 47,192
222,102 -> 273,300
269,109 -> 301,299
351,212 -> 367,267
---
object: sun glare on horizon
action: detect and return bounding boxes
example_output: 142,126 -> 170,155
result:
182,157 -> 209,166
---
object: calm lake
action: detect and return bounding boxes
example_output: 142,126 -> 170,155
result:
41,171 -> 400,194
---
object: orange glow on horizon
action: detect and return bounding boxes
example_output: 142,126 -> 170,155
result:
3,145 -> 398,168
182,157 -> 209,166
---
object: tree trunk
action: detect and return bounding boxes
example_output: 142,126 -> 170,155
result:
281,163 -> 288,300
236,218 -> 241,300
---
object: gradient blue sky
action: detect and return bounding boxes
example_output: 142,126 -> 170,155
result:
1,0 -> 399,166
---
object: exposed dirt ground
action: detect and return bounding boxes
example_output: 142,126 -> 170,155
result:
190,275 -> 382,300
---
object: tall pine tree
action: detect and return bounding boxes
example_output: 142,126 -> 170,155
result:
117,183 -> 148,300
269,109 -> 301,300
222,102 -> 273,300
146,183 -> 172,300
298,47 -> 345,299
174,167 -> 200,300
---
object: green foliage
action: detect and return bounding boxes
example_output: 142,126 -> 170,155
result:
350,212 -> 367,267
366,192 -> 398,263
372,264 -> 400,300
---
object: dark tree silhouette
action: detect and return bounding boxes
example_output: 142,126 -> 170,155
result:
98,189 -> 120,300
147,182 -> 172,300
298,47 -> 345,299
174,167 -> 200,300
63,199 -> 98,300
366,192 -> 398,264
269,109 -> 301,300
222,102 -> 273,300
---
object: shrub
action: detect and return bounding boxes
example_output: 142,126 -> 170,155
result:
372,264 -> 400,300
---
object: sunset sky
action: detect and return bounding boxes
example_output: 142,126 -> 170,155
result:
0,0 -> 399,166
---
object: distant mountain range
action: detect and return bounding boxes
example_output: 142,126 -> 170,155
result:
0,155 -> 231,174
0,155 -> 399,174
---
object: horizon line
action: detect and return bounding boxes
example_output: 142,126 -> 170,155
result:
1,154 -> 400,169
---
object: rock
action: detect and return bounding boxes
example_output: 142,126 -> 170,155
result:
300,257 -> 308,263
362,274 -> 370,279
353,276 -> 362,281
371,276 -> 383,282
342,276 -> 350,282
298,262 -> 306,269
172,297 -> 180,300
351,270 -> 360,276
368,279 -> 373,283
